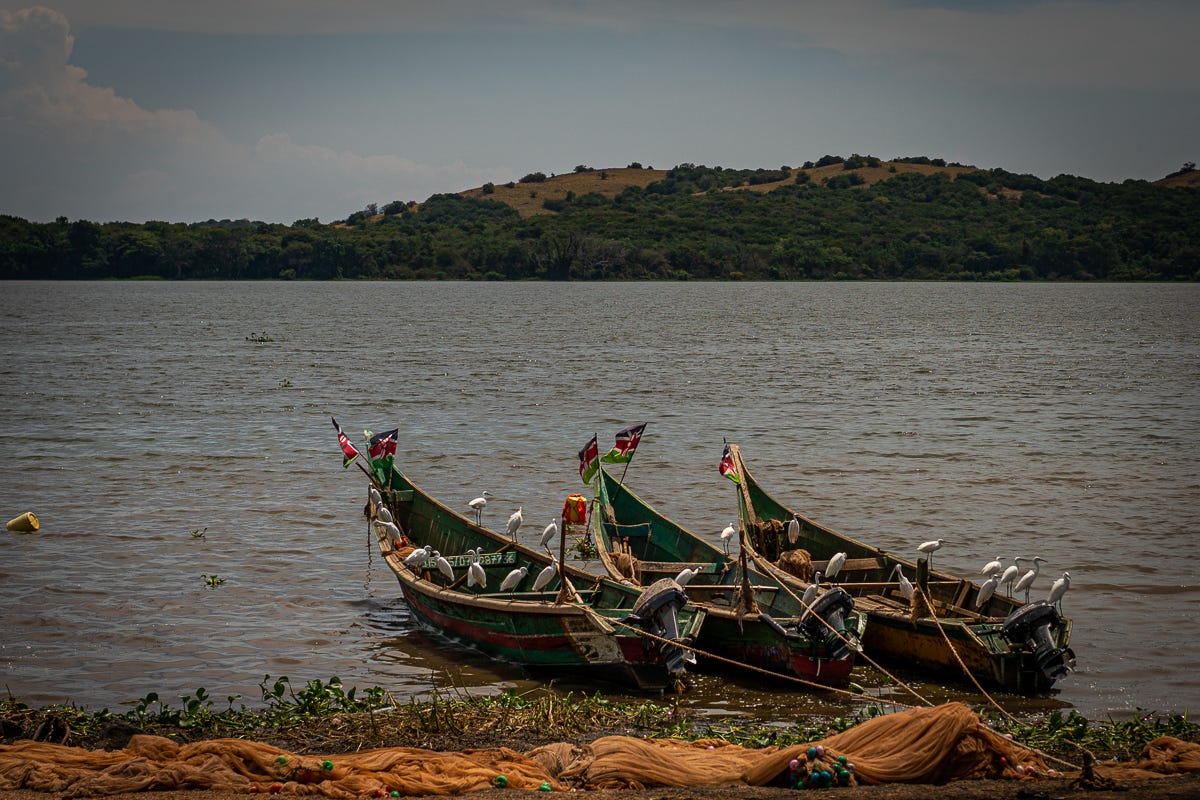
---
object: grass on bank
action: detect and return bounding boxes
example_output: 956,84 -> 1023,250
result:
2,676 -> 1196,763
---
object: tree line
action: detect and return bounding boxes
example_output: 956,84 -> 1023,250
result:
2,165 -> 1197,281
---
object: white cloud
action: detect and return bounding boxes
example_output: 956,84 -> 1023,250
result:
0,5 -> 510,221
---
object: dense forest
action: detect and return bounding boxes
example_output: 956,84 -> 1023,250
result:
2,160 -> 1198,281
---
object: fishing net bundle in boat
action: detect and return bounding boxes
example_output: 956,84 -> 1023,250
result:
774,547 -> 814,582
607,550 -> 642,584
3,703 -> 1198,796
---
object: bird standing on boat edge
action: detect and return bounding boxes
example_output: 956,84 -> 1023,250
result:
1047,571 -> 1071,609
539,519 -> 559,550
891,564 -> 914,600
917,538 -> 944,569
506,506 -> 523,540
500,565 -> 528,592
1013,556 -> 1046,603
720,523 -> 735,555
468,491 -> 492,524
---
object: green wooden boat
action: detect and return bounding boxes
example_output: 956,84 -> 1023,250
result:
366,461 -> 705,691
725,444 -> 1075,694
592,466 -> 867,686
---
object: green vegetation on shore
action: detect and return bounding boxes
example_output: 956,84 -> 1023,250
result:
2,159 -> 1197,281
2,677 -> 1196,762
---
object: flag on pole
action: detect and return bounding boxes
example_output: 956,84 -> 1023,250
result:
368,428 -> 399,461
719,443 -> 741,484
578,434 -> 600,484
601,422 -> 646,464
331,417 -> 360,468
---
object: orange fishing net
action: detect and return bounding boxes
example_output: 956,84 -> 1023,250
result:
774,548 -> 814,581
2,703 -> 1197,796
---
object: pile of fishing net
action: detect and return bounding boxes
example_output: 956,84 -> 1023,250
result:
2,703 -> 1198,797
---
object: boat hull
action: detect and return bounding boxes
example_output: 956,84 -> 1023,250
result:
727,444 -> 1074,694
367,463 -> 704,691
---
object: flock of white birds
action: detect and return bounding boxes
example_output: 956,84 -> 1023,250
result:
373,487 -> 1072,613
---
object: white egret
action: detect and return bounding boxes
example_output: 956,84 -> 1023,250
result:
980,557 -> 1003,578
1047,571 -> 1071,609
506,506 -> 523,540
376,506 -> 393,524
787,516 -> 800,544
467,491 -> 492,524
891,564 -> 914,600
374,520 -> 400,540
499,565 -> 527,592
402,545 -> 431,567
917,539 -> 944,569
369,487 -> 382,506
825,551 -> 848,581
1013,556 -> 1046,603
998,558 -> 1023,596
539,520 -> 559,549
975,576 -> 998,609
532,557 -> 557,592
433,550 -> 454,581
674,565 -> 701,586
467,549 -> 487,589
800,571 -> 822,613
720,523 -> 735,555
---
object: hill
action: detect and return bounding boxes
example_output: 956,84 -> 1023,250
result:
455,159 -> 981,218
2,157 -> 1198,282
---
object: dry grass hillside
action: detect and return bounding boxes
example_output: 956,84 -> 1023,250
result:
1155,167 -> 1200,188
457,161 -> 981,218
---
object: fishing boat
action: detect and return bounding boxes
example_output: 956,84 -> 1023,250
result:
364,461 -> 705,691
592,466 -> 867,686
724,443 -> 1075,694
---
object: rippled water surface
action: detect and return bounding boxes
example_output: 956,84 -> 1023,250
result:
1,281 -> 1197,720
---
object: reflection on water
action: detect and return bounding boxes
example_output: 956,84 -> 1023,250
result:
0,280 -> 1197,721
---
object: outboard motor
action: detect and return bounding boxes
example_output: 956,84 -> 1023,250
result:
1001,601 -> 1076,682
628,578 -> 695,676
799,586 -> 858,661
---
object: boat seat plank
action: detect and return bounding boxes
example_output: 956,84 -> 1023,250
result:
813,556 -> 885,572
637,561 -> 720,574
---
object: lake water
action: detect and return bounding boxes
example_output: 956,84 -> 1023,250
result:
0,281 -> 1197,723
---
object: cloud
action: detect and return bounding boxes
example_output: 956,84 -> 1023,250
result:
0,5 -> 508,222
5,0 -> 1196,91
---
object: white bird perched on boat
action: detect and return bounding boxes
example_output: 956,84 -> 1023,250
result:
1047,571 -> 1071,609
800,571 -> 822,614
433,550 -> 454,581
980,557 -> 1003,578
787,516 -> 800,544
825,551 -> 848,581
467,491 -> 492,524
674,565 -> 701,586
918,539 -> 944,569
506,506 -> 523,540
402,545 -> 431,568
467,549 -> 487,588
369,487 -> 382,506
998,558 -> 1023,596
720,523 -> 735,555
891,564 -> 914,600
539,519 -> 559,549
374,520 -> 400,540
975,576 -> 999,609
376,506 -> 393,524
532,557 -> 558,592
499,565 -> 527,592
1013,556 -> 1046,603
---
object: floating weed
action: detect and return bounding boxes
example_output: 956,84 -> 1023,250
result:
245,331 -> 274,343
201,573 -> 225,589
190,527 -> 207,539
279,378 -> 293,388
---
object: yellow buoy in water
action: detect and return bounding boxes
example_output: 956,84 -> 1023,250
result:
7,512 -> 39,532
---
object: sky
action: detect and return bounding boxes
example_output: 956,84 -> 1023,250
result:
1,1 -> 1197,224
